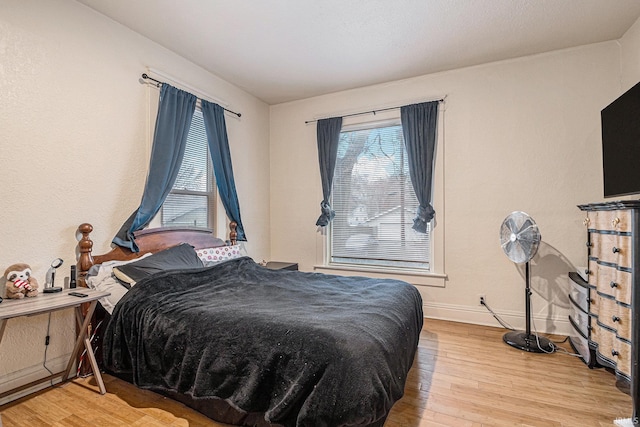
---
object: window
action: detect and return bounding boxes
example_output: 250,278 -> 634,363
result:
161,108 -> 216,229
329,120 -> 430,270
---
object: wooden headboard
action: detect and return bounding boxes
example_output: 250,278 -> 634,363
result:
76,222 -> 236,286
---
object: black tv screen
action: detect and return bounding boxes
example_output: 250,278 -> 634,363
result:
602,81 -> 640,198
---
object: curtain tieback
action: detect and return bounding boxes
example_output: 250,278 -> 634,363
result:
316,201 -> 335,227
413,204 -> 435,233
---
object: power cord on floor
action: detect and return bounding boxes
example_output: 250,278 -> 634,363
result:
480,296 -> 582,358
529,308 -> 556,354
529,297 -> 583,357
480,298 -> 516,331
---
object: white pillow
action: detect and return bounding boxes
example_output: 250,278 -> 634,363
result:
196,244 -> 245,265
85,253 -> 151,314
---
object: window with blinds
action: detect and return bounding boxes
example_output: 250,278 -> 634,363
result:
329,121 -> 430,270
161,108 -> 216,229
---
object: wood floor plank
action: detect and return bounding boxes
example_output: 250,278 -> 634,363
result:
0,319 -> 632,426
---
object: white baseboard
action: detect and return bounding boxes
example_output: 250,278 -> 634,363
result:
423,301 -> 572,336
0,353 -> 70,406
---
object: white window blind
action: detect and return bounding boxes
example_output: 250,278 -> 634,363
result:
161,109 -> 215,229
330,122 -> 430,270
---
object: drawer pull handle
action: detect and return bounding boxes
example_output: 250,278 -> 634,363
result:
585,269 -> 591,275
583,218 -> 590,226
612,217 -> 621,227
586,241 -> 592,247
612,349 -> 620,357
610,281 -> 618,288
612,247 -> 621,254
612,315 -> 621,323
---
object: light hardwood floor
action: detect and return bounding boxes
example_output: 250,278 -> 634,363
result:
0,319 -> 632,426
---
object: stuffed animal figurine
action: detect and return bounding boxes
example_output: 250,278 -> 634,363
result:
4,263 -> 39,299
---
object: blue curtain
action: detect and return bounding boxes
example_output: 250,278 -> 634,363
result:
201,100 -> 247,241
113,85 -> 197,251
315,117 -> 343,227
400,101 -> 439,233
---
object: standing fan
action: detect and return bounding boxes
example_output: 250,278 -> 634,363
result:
499,211 -> 553,353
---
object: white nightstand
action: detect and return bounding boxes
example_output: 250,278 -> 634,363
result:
0,288 -> 110,398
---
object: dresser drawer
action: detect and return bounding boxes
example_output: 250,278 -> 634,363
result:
613,210 -> 632,233
569,277 -> 589,314
595,323 -> 615,364
587,258 -> 598,287
594,210 -> 632,233
590,319 -> 601,342
598,294 -> 617,330
594,210 -> 615,231
614,304 -> 632,342
616,235 -> 633,269
595,263 -> 616,296
615,339 -> 632,379
569,301 -> 589,337
589,289 -> 600,318
594,233 -> 632,268
590,233 -> 604,260
616,269 -> 632,305
584,211 -> 597,229
568,317 -> 591,365
594,233 -> 617,264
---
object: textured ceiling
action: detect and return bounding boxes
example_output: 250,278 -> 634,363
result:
76,0 -> 640,104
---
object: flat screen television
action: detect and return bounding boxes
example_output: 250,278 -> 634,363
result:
602,81 -> 640,198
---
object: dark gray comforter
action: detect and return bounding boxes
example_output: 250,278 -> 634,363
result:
103,257 -> 423,427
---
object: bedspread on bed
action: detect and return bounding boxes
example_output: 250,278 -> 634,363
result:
103,257 -> 423,427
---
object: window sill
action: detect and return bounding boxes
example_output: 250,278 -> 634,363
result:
313,264 -> 446,288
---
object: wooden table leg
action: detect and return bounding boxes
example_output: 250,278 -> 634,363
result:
74,307 -> 84,329
84,336 -> 106,394
62,301 -> 98,382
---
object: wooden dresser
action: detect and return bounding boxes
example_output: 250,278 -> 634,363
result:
579,201 -> 640,421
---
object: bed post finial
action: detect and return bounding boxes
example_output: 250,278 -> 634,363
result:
77,223 -> 95,285
229,221 -> 238,246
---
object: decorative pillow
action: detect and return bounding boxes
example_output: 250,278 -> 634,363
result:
197,244 -> 244,266
113,243 -> 203,288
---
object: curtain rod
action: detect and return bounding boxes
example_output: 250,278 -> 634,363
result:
141,73 -> 242,118
304,97 -> 445,124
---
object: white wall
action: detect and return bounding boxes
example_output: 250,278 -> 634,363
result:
270,42 -> 622,334
0,0 -> 270,402
621,14 -> 640,91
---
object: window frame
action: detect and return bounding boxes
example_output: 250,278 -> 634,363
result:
327,117 -> 431,271
146,92 -> 218,232
314,110 -> 446,287
160,107 -> 217,230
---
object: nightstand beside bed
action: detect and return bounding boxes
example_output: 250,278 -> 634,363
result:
265,261 -> 298,271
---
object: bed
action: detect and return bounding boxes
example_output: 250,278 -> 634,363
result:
76,222 -> 423,427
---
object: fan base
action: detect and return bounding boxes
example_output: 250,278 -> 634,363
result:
503,331 -> 554,353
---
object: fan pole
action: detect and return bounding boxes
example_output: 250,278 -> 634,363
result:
503,261 -> 554,353
525,261 -> 532,336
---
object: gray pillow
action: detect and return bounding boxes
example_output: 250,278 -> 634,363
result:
112,243 -> 203,288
